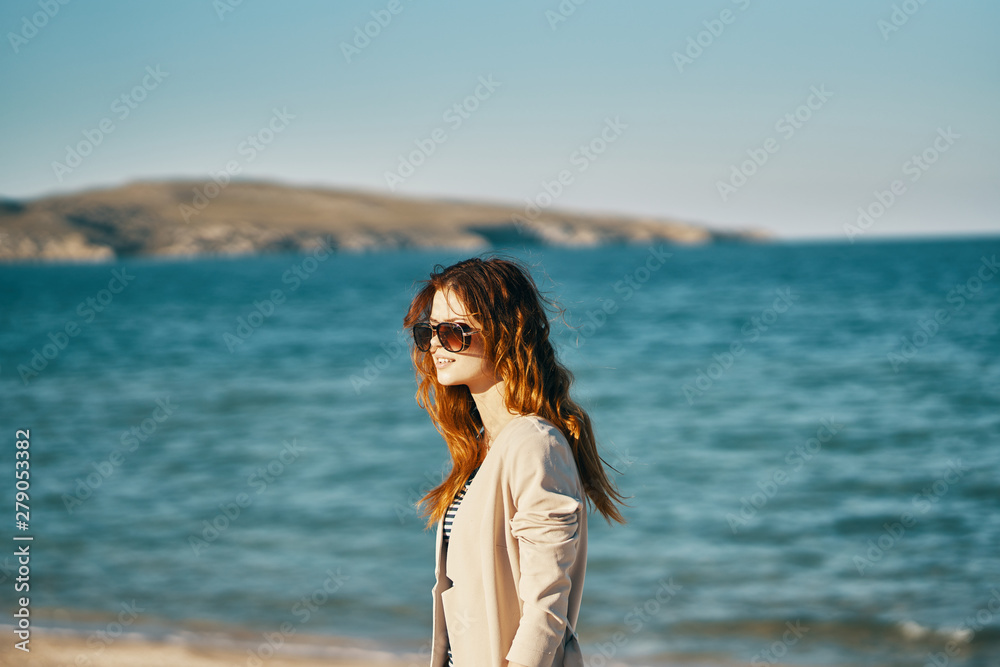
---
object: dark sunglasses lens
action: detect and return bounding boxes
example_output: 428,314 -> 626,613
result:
413,325 -> 432,350
439,323 -> 465,352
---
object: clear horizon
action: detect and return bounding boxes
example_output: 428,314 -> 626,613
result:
1,0 -> 997,240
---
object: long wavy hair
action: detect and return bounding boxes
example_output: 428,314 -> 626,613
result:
403,255 -> 629,529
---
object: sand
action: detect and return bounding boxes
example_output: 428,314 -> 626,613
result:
0,627 -> 416,667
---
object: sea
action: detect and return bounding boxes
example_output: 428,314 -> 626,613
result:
1,237 -> 998,667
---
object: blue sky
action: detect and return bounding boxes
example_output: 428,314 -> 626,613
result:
1,0 -> 997,239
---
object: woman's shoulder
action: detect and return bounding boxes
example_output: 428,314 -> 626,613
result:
493,414 -> 583,498
494,414 -> 573,460
500,413 -> 566,439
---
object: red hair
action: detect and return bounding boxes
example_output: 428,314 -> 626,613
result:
403,255 -> 628,528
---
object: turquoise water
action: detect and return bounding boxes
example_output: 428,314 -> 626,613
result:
1,238 -> 998,666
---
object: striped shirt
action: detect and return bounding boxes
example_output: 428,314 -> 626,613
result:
443,465 -> 480,666
442,466 -> 479,545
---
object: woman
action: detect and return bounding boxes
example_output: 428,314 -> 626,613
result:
403,256 -> 628,667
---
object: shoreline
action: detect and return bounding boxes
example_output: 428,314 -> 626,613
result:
0,623 -> 417,667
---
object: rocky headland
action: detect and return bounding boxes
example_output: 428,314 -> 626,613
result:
0,180 -> 769,262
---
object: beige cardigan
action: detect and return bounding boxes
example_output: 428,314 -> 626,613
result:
429,414 -> 587,667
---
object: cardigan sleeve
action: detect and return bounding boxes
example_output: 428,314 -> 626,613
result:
503,422 -> 584,667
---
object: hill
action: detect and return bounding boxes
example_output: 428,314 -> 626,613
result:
0,180 -> 769,262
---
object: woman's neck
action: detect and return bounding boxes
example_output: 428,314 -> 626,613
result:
471,380 -> 520,449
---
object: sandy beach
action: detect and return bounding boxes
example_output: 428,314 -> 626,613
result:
0,626 -> 415,667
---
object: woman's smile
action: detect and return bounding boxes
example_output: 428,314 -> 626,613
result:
434,356 -> 456,368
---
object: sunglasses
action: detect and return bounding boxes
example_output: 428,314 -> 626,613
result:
412,321 -> 480,353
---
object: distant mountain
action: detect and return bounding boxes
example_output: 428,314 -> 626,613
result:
0,180 -> 770,262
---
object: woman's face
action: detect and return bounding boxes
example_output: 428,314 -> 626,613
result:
428,289 -> 497,394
